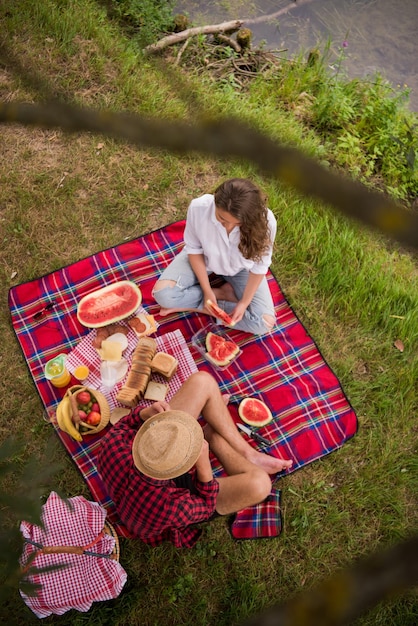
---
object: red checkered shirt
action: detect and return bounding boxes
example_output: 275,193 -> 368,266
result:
97,409 -> 219,548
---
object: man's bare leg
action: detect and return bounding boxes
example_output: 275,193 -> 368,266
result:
169,371 -> 293,475
203,426 -> 272,515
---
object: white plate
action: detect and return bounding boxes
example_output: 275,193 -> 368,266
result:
107,332 -> 129,351
100,358 -> 128,388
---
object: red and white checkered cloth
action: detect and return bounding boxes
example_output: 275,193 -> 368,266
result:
20,492 -> 127,618
66,323 -> 197,411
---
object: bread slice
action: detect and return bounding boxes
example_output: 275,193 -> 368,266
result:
151,352 -> 178,379
144,381 -> 168,401
116,387 -> 140,407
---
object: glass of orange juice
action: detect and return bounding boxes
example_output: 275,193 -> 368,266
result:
74,364 -> 90,381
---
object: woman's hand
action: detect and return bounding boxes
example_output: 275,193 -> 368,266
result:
202,288 -> 218,311
230,300 -> 247,325
140,401 -> 170,421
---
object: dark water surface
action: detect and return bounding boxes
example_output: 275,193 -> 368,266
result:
174,0 -> 418,111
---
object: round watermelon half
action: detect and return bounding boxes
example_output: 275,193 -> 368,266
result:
77,281 -> 142,328
238,397 -> 273,427
206,340 -> 239,366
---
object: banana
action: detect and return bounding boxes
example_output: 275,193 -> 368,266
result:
55,397 -> 69,432
59,395 -> 83,442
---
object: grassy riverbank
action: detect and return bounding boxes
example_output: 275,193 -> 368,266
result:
1,1 -> 417,624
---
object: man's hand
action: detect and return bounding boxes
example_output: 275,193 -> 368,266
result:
140,401 -> 170,421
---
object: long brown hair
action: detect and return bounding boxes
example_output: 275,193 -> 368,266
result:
214,178 -> 271,262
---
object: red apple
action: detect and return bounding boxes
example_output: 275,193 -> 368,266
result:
87,411 -> 101,426
76,391 -> 91,404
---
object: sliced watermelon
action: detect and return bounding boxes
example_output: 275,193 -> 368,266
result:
77,281 -> 142,328
238,397 -> 273,427
205,331 -> 227,352
206,339 -> 239,366
205,299 -> 234,326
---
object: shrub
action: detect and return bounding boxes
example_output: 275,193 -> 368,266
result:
109,0 -> 176,46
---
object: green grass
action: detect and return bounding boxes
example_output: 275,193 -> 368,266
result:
1,1 -> 417,624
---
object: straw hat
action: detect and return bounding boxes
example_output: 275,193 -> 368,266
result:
132,410 -> 203,479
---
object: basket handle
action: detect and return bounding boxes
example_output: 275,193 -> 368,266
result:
22,530 -> 118,568
65,385 -> 88,398
41,544 -> 85,555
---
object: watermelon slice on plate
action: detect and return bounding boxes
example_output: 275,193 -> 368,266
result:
205,332 -> 240,366
191,323 -> 241,370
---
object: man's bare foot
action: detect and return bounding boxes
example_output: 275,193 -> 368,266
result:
222,394 -> 231,405
247,448 -> 293,474
213,283 -> 238,303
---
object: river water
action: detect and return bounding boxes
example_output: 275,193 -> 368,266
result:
174,0 -> 418,111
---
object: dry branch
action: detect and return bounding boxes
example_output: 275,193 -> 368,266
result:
243,0 -> 317,26
144,20 -> 243,55
174,38 -> 190,66
215,34 -> 241,53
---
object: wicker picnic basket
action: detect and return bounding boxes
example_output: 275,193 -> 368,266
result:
65,384 -> 110,435
103,522 -> 120,561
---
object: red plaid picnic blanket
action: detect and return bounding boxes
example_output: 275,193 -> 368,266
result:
8,220 -> 357,540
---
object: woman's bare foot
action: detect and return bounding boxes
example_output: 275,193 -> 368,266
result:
158,306 -> 182,317
157,306 -> 203,317
213,282 -> 239,303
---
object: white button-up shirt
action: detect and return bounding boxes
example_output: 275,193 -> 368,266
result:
183,194 -> 276,276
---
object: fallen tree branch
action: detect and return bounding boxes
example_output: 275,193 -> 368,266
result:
243,0 -> 317,25
232,58 -> 258,78
143,20 -> 243,55
174,38 -> 190,66
215,33 -> 241,53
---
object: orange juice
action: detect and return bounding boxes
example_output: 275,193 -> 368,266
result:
74,364 -> 90,381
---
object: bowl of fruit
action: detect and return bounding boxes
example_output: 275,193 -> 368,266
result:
56,385 -> 110,441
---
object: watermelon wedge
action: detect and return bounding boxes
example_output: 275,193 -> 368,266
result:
206,338 -> 239,366
205,331 -> 227,352
77,281 -> 142,328
205,331 -> 239,366
238,397 -> 273,427
205,299 -> 234,326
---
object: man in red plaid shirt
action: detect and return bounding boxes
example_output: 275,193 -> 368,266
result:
98,371 -> 292,548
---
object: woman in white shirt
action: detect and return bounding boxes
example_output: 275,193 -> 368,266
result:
152,178 -> 276,335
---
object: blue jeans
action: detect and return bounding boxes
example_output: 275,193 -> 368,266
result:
153,250 -> 275,335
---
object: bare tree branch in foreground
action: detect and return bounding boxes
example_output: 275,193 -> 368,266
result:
0,100 -> 417,250
243,533 -> 418,626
